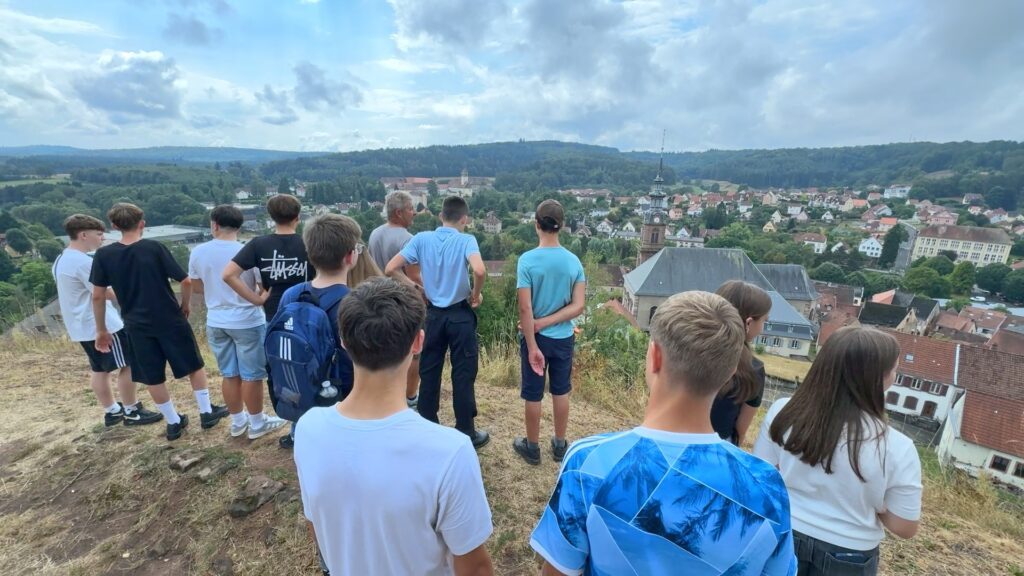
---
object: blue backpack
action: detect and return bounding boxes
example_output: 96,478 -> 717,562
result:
265,283 -> 349,422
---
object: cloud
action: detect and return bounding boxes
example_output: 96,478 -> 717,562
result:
254,84 -> 298,125
387,0 -> 509,51
292,61 -> 362,111
165,0 -> 233,16
163,13 -> 223,45
73,51 -> 184,122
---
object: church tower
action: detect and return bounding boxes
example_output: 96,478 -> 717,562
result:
460,167 -> 469,187
638,135 -> 668,266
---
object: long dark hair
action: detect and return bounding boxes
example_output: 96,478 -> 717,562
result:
715,281 -> 772,402
769,326 -> 898,481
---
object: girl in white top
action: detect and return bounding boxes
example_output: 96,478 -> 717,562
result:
754,326 -> 922,576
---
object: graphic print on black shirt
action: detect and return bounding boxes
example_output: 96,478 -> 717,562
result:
89,239 -> 189,334
232,233 -> 309,319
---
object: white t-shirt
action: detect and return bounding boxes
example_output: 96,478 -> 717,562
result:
753,397 -> 922,550
295,407 -> 493,576
187,239 -> 265,329
52,248 -> 123,342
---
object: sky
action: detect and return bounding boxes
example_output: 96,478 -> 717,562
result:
1,0 -> 1023,153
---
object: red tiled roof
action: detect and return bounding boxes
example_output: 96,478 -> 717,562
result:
818,315 -> 859,346
988,329 -> 1024,357
883,330 -> 957,384
937,310 -> 971,331
960,306 -> 1007,331
872,289 -> 896,305
958,345 -> 1024,401
918,225 -> 1012,245
957,346 -> 1024,458
601,299 -> 640,329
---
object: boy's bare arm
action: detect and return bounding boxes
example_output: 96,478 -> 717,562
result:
222,261 -> 270,306
534,282 -> 586,331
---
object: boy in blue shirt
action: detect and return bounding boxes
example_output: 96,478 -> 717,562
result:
385,196 -> 489,449
514,200 -> 586,465
531,291 -> 797,576
276,214 -> 361,450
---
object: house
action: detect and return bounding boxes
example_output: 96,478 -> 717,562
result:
668,207 -> 685,221
755,291 -> 816,359
959,306 -> 1006,338
814,281 -> 864,320
793,232 -> 827,254
937,346 -> 1024,490
884,184 -> 912,199
482,212 -> 502,234
985,208 -> 1009,224
762,221 -> 777,233
867,192 -> 883,203
235,189 -> 251,201
870,289 -> 940,334
573,224 -> 592,238
842,198 -> 869,212
961,193 -> 984,205
967,205 -> 984,216
883,331 -> 961,424
862,204 -> 893,222
858,237 -> 883,258
687,204 -> 704,217
596,220 -> 614,235
785,204 -> 803,217
794,212 -> 809,224
622,221 -> 636,233
821,210 -> 835,223
988,325 -> 1024,356
926,210 -> 958,226
770,210 -> 783,224
762,191 -> 779,206
817,315 -> 860,347
858,302 -> 915,331
878,217 -> 899,232
623,248 -> 774,330
756,264 -> 819,318
483,260 -> 506,277
911,225 -> 1013,267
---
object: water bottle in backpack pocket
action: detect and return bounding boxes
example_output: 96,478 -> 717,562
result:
264,283 -> 347,422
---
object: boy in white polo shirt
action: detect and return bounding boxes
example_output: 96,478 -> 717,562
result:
189,205 -> 286,440
52,214 -> 162,427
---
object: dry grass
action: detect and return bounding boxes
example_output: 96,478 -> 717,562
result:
0,337 -> 1022,575
756,352 -> 812,382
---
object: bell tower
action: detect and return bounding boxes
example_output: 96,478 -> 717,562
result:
638,132 -> 668,266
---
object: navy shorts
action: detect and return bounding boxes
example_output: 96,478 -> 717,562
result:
125,324 -> 205,385
520,333 -> 575,402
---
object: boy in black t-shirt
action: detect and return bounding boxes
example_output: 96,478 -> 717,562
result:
90,203 -> 229,441
222,194 -> 309,320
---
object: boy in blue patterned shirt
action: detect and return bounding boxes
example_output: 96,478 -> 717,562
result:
531,291 -> 797,576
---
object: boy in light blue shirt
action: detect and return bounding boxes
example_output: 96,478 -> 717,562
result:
514,200 -> 586,465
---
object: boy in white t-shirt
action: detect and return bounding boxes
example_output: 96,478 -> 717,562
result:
188,205 -> 286,441
52,214 -> 162,427
295,278 -> 494,576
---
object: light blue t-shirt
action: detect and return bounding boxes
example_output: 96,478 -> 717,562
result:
530,428 -> 797,576
400,227 -> 480,308
517,246 -> 586,339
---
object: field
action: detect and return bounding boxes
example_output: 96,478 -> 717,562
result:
756,352 -> 812,382
1,339 -> 1022,575
0,177 -> 70,188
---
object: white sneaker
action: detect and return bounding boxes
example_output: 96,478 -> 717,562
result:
248,415 -> 287,440
229,419 -> 249,438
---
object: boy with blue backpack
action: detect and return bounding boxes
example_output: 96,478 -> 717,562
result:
265,214 -> 361,450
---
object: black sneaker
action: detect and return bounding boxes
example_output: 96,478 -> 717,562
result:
551,437 -> 569,463
122,402 -> 163,426
200,404 -> 230,429
469,429 -> 490,450
513,437 -> 540,465
278,434 -> 294,450
166,414 -> 190,441
104,403 -> 125,427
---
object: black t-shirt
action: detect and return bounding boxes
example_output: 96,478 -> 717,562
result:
89,239 -> 189,334
232,233 -> 309,319
710,357 -> 766,444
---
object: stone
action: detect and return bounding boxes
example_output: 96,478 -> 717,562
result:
169,450 -> 204,472
228,475 -> 284,518
193,460 -> 237,483
210,554 -> 235,576
261,526 -> 278,547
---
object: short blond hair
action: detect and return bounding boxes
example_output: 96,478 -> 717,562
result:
649,291 -> 746,395
303,214 -> 361,273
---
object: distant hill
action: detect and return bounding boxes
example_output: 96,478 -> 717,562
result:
0,145 -> 324,165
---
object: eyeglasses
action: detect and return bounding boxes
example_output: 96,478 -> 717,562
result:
354,243 -> 365,255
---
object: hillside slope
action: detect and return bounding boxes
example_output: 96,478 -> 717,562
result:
1,340 -> 1022,575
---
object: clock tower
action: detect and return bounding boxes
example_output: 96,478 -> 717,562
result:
638,142 -> 668,266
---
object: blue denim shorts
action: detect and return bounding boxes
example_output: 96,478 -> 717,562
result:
207,324 -> 268,381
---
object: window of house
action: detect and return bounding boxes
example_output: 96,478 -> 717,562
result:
886,392 -> 899,405
903,396 -> 918,410
990,455 -> 1010,473
789,339 -> 800,349
930,382 -> 945,395
1014,462 -> 1024,479
895,374 -> 904,386
910,379 -> 923,390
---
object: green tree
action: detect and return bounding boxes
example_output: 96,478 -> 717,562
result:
36,239 -> 64,263
0,250 -> 16,281
168,244 -> 190,272
878,225 -> 906,268
427,180 -> 438,195
810,262 -> 847,284
1003,270 -> 1024,303
278,176 -> 290,195
985,185 -> 1017,211
0,281 -> 33,328
976,263 -> 1011,293
705,222 -> 752,248
902,267 -> 942,296
11,260 -> 56,303
947,261 -> 976,295
937,250 -> 958,262
923,255 -> 955,276
4,228 -> 33,254
945,297 -> 970,312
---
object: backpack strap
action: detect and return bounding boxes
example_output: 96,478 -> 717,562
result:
317,287 -> 347,316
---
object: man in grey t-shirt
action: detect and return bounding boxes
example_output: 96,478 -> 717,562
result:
369,190 -> 422,407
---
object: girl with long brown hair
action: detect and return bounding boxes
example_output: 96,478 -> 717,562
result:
711,280 -> 772,445
753,326 -> 922,576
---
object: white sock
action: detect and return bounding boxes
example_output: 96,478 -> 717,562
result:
104,403 -> 121,414
194,389 -> 212,414
156,400 -> 181,425
123,402 -> 136,414
248,412 -> 266,427
230,412 -> 247,427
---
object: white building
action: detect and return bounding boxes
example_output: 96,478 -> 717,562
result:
883,332 -> 961,424
884,184 -> 912,199
858,237 -> 883,258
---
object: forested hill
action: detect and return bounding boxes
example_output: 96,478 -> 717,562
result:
0,146 -> 322,167
627,140 -> 1024,188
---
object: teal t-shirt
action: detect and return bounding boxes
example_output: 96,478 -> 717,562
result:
517,246 -> 585,339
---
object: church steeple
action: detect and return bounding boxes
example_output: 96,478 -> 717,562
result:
638,131 -> 668,267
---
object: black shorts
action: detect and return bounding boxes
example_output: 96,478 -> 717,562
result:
80,330 -> 132,373
520,333 -> 575,402
125,325 -> 205,385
